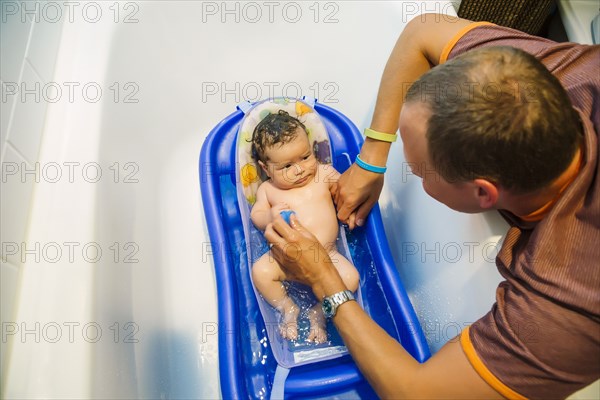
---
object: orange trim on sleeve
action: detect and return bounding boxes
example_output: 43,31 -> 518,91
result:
460,327 -> 528,400
439,22 -> 495,64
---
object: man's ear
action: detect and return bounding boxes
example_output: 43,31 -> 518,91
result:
473,178 -> 498,209
258,160 -> 270,178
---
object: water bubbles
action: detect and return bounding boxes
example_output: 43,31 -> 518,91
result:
257,387 -> 267,400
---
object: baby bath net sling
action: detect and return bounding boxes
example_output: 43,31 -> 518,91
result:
236,97 -> 357,370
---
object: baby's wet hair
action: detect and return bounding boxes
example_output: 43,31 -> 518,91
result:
251,110 -> 308,163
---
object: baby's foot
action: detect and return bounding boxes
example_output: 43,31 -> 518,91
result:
307,304 -> 328,344
278,303 -> 300,341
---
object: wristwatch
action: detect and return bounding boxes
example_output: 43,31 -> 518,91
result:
322,290 -> 355,318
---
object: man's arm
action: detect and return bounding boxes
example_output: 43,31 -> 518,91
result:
333,15 -> 508,397
265,214 -> 503,399
370,13 -> 472,135
335,14 -> 474,228
334,299 -> 502,399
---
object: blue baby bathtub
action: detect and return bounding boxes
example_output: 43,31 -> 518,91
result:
199,98 -> 430,399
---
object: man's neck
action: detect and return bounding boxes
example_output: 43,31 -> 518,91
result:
498,147 -> 583,221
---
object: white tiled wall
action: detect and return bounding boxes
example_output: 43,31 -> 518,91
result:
0,5 -> 63,381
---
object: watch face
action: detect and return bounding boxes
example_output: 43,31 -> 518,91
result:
322,299 -> 334,317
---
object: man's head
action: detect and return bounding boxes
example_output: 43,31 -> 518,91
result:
401,46 -> 583,211
251,110 -> 317,189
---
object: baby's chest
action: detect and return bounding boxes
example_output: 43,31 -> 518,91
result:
270,182 -> 330,207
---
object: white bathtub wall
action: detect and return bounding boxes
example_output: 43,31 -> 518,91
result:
0,3 -> 63,384
556,0 -> 599,44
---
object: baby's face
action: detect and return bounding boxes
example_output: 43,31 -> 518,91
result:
261,128 -> 318,189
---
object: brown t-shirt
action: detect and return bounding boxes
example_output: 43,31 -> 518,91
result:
440,24 -> 600,399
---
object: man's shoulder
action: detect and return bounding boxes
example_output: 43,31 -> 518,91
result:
447,23 -> 553,61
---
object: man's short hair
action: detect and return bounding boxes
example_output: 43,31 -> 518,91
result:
405,46 -> 583,193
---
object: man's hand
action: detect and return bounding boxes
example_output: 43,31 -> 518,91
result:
264,214 -> 347,300
332,163 -> 384,230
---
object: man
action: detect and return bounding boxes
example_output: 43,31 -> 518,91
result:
265,14 -> 599,398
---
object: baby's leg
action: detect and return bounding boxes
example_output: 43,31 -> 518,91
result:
329,250 -> 359,292
307,304 -> 327,343
305,251 -> 359,344
252,252 -> 299,340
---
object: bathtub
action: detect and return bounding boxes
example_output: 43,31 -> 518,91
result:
2,1 -> 521,398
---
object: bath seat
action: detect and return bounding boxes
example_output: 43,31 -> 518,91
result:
199,97 -> 430,399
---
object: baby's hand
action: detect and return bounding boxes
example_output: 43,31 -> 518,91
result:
271,202 -> 290,219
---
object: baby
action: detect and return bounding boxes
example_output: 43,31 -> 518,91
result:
250,110 -> 359,343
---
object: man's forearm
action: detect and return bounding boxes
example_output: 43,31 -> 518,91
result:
360,17 -> 434,169
333,298 -> 421,397
310,267 -> 421,397
363,15 -> 471,168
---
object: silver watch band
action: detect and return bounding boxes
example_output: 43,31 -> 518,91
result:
322,289 -> 355,318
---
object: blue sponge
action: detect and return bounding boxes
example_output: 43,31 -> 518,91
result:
279,210 -> 296,224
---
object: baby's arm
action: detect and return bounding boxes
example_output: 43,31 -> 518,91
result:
250,184 -> 272,231
251,184 -> 291,231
